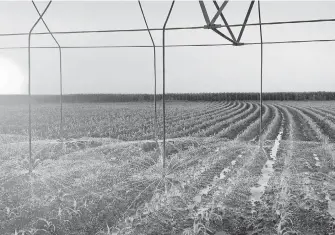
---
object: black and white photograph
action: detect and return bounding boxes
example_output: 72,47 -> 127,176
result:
1,0 -> 335,234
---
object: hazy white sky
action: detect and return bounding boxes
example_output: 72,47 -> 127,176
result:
0,1 -> 334,94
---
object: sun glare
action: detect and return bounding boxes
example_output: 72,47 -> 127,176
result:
0,57 -> 24,94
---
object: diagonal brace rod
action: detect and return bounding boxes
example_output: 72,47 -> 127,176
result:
210,0 -> 229,25
237,0 -> 255,42
199,1 -> 210,26
211,28 -> 236,44
213,0 -> 236,42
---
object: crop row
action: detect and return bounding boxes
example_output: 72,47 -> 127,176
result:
1,101 -> 335,143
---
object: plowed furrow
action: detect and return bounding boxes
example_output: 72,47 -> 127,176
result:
217,103 -> 261,139
238,104 -> 271,142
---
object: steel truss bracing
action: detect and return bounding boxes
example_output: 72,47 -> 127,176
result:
198,0 -> 255,45
2,0 -> 331,177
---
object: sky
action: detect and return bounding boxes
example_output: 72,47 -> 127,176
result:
0,0 -> 334,94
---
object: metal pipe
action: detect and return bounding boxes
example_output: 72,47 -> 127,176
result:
162,0 -> 175,177
237,0 -> 255,42
1,17 -> 335,37
28,0 -> 52,174
199,1 -> 210,26
210,0 -> 229,25
213,0 -> 236,42
258,0 -> 263,145
211,27 -> 236,44
32,0 -> 63,143
138,0 -> 158,142
2,38 -> 335,50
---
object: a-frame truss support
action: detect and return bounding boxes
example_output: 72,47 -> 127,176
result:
199,0 -> 255,46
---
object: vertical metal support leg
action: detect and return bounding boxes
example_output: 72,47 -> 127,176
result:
59,48 -> 63,145
258,0 -> 263,146
28,1 -> 52,174
138,0 -> 158,142
162,1 -> 175,182
32,1 -> 63,144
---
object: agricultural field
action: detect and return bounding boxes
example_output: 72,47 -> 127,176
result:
1,100 -> 335,235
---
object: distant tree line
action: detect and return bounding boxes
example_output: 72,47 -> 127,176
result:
1,92 -> 335,104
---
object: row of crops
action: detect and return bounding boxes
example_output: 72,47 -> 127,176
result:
1,101 -> 335,142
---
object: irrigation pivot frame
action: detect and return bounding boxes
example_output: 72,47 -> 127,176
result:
2,0 -> 332,176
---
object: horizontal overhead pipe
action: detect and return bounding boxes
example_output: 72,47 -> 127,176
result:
3,38 -> 335,50
0,18 -> 335,37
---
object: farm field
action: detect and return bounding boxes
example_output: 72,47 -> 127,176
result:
1,100 -> 335,235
